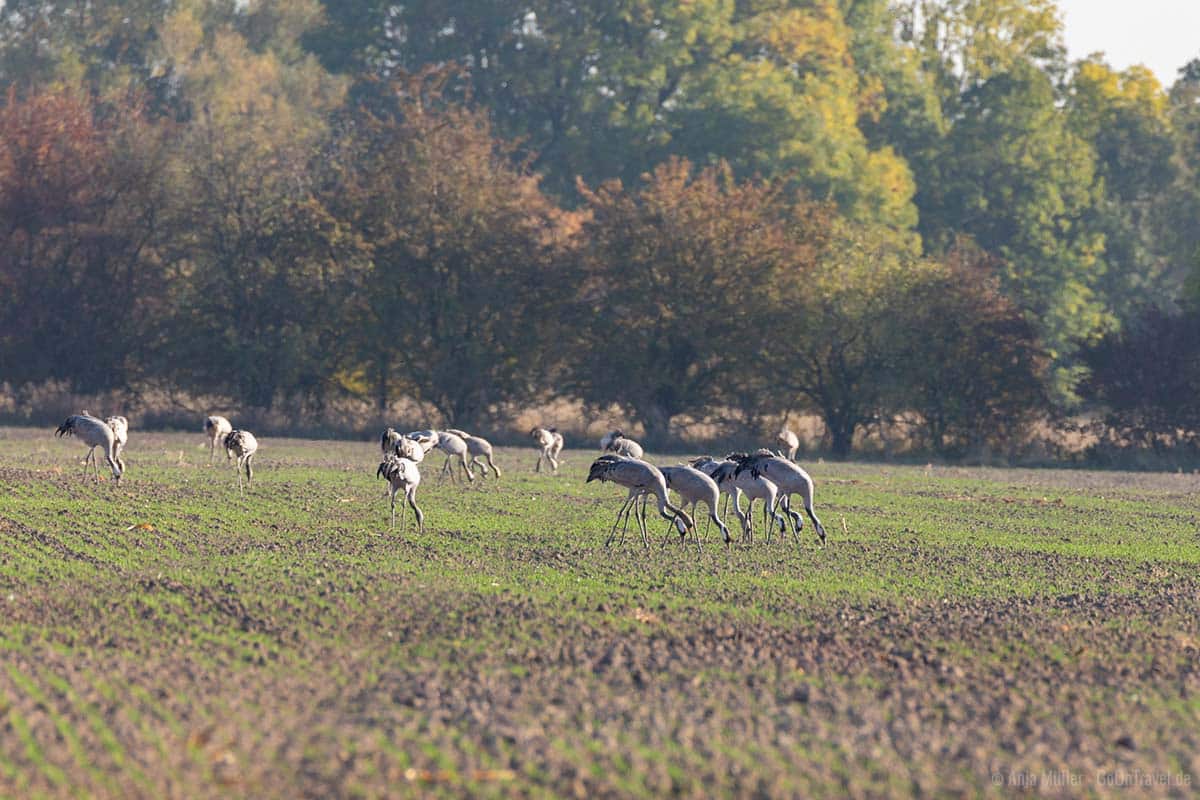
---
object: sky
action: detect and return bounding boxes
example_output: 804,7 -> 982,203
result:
1057,0 -> 1200,87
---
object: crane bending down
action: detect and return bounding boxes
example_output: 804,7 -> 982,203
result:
55,413 -> 122,482
380,427 -> 403,455
731,451 -> 827,546
433,430 -> 474,482
586,455 -> 694,548
601,430 -> 644,459
205,415 -> 233,463
659,465 -> 731,547
694,456 -> 788,543
381,428 -> 425,463
777,427 -> 800,461
445,429 -> 502,479
530,427 -> 564,473
377,454 -> 423,532
224,430 -> 258,492
105,416 -> 129,474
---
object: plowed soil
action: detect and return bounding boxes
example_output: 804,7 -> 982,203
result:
1,428 -> 1197,797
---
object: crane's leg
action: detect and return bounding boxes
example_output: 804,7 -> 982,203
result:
485,454 -> 501,479
618,497 -> 634,545
459,453 -> 474,482
408,486 -> 424,533
400,486 -> 407,531
389,487 -> 397,529
729,489 -> 748,542
245,454 -> 254,487
535,453 -> 542,473
625,493 -> 643,545
802,494 -> 826,546
778,494 -> 802,537
767,490 -> 788,539
636,493 -> 650,547
606,491 -> 637,547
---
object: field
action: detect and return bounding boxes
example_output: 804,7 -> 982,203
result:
0,427 -> 1198,798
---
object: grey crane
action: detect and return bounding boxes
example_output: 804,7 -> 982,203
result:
586,454 -> 694,548
431,430 -> 474,482
377,454 -> 424,532
445,429 -> 502,479
731,451 -> 827,546
224,429 -> 259,492
601,429 -> 644,459
777,426 -> 800,461
381,428 -> 425,463
55,413 -> 122,482
530,426 -> 564,473
659,465 -> 731,547
380,427 -> 403,455
205,415 -> 233,463
105,416 -> 129,474
695,456 -> 788,543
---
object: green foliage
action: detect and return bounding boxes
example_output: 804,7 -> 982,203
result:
1167,60 -> 1200,308
763,219 -> 924,456
1,0 -> 1199,455
307,0 -> 917,227
1066,58 -> 1179,322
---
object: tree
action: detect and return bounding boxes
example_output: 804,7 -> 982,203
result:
1167,60 -> 1200,307
894,244 -> 1049,456
1066,57 -> 1178,322
0,86 -> 167,391
305,0 -> 917,227
1080,305 -> 1200,452
889,2 -> 1106,398
149,1 -> 360,407
764,220 -> 920,457
570,157 -> 829,444
332,70 -> 576,424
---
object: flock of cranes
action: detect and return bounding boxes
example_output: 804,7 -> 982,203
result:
376,425 -> 826,551
52,413 -> 826,551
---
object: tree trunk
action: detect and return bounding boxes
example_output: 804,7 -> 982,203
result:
825,410 -> 856,459
638,403 -> 673,450
376,353 -> 389,414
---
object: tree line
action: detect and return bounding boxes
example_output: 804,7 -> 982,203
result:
0,0 -> 1197,458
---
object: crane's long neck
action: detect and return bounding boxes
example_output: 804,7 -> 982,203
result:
651,489 -> 694,531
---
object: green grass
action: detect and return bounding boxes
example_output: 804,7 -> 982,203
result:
0,428 -> 1198,797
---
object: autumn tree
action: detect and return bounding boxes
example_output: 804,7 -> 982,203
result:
332,70 -> 577,424
1066,58 -> 1179,322
893,245 -> 1049,456
570,158 -> 829,444
0,86 -> 167,390
149,1 -> 360,407
306,0 -> 917,227
1080,305 -> 1200,452
761,221 -> 922,457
